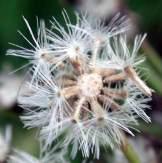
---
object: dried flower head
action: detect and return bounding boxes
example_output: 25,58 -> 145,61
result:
7,10 -> 152,159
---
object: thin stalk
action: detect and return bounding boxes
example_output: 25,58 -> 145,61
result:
121,137 -> 141,163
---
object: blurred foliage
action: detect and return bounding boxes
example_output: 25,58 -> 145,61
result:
127,0 -> 162,26
0,110 -> 39,156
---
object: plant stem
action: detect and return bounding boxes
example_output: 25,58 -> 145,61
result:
121,137 -> 141,163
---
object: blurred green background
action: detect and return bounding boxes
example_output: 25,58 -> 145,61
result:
0,0 -> 162,162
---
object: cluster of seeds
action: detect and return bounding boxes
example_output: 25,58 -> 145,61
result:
7,10 -> 152,159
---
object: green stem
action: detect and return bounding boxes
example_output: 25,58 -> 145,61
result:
121,137 -> 141,163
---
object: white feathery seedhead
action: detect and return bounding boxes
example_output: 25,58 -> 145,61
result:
18,82 -> 52,129
105,34 -> 147,69
7,18 -> 55,83
19,69 -> 71,132
7,10 -> 152,159
77,13 -> 130,48
47,10 -> 90,68
75,102 -> 137,159
40,143 -> 70,163
40,115 -> 88,154
123,82 -> 151,122
96,34 -> 152,96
